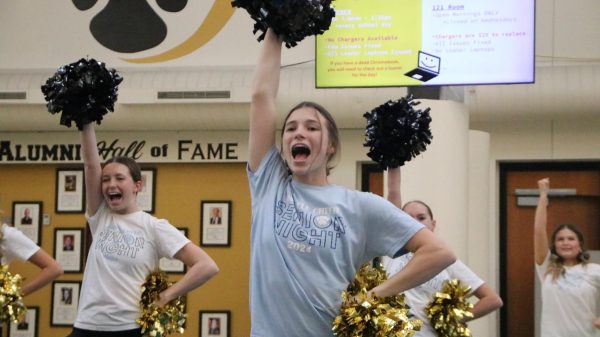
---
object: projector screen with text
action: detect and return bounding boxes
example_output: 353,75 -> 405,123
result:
315,0 -> 535,88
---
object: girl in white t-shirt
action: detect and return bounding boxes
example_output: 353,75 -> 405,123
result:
0,218 -> 63,297
383,167 -> 503,337
534,178 -> 600,337
0,221 -> 62,332
67,124 -> 219,337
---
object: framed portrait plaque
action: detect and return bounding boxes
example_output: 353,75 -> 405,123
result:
8,306 -> 39,337
51,281 -> 81,326
12,201 -> 42,244
53,228 -> 83,273
55,169 -> 85,213
199,310 -> 230,337
200,201 -> 231,247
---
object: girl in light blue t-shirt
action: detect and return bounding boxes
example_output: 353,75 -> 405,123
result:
246,28 -> 457,337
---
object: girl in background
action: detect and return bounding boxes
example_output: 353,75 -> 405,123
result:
534,177 -> 600,337
383,167 -> 503,337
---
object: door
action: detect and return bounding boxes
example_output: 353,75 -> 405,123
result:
361,163 -> 384,195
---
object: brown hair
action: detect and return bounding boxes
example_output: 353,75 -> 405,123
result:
103,156 -> 142,182
546,223 -> 589,281
402,200 -> 434,219
281,101 -> 341,176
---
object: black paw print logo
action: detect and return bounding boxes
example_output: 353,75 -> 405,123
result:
73,0 -> 188,53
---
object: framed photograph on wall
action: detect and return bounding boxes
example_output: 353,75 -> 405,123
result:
51,281 -> 81,326
200,201 -> 231,247
8,306 -> 39,337
136,168 -> 156,213
199,310 -> 230,337
55,169 -> 84,213
159,227 -> 188,273
53,228 -> 83,273
12,201 -> 42,244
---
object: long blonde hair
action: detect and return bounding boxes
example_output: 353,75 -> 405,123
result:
545,224 -> 590,281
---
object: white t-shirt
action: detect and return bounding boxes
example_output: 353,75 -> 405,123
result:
0,223 -> 39,264
74,203 -> 190,331
383,254 -> 484,337
536,251 -> 600,337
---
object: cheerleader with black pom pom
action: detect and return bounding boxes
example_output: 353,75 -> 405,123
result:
382,167 -> 503,337
246,28 -> 456,337
67,124 -> 219,337
41,59 -> 220,337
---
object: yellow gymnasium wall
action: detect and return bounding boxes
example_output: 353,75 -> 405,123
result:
0,163 -> 251,337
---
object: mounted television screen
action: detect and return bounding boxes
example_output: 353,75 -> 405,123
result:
315,0 -> 535,88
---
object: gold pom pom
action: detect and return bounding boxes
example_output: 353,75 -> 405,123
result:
137,269 -> 186,337
333,262 -> 422,337
425,279 -> 474,337
0,264 -> 27,324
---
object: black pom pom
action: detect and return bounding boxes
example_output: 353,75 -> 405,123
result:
41,58 -> 123,130
231,0 -> 335,48
363,95 -> 433,169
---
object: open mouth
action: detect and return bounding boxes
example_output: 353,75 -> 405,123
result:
291,144 -> 310,159
107,191 -> 123,202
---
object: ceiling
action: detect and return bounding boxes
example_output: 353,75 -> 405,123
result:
1,0 -> 600,132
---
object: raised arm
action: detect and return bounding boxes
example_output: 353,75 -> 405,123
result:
155,243 -> 219,307
248,29 -> 283,171
369,228 -> 456,297
387,167 -> 402,208
21,249 -> 64,296
534,178 -> 550,265
80,124 -> 103,215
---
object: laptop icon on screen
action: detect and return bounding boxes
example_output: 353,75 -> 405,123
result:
404,51 -> 441,82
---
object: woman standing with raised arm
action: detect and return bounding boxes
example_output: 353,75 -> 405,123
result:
66,122 -> 219,337
246,28 -> 456,337
383,167 -> 503,336
534,178 -> 600,337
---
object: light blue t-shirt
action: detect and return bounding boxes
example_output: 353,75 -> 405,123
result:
247,147 -> 424,337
